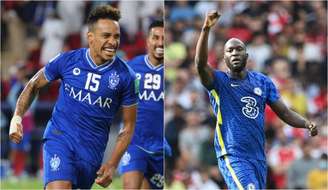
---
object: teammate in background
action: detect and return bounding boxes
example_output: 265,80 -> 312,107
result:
119,20 -> 164,189
195,11 -> 318,189
9,5 -> 138,189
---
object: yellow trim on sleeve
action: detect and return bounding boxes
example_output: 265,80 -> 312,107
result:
210,90 -> 226,155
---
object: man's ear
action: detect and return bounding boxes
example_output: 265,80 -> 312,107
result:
87,32 -> 94,43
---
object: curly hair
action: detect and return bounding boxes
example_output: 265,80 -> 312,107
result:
87,5 -> 121,31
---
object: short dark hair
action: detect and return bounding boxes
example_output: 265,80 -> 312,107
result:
87,5 -> 121,30
148,20 -> 163,32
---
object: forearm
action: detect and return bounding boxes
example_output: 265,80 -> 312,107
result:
195,27 -> 210,70
14,69 -> 48,117
106,125 -> 134,168
195,27 -> 214,88
14,80 -> 39,117
270,99 -> 317,136
279,109 -> 307,128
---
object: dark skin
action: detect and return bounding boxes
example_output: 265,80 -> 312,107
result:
195,11 -> 318,136
9,18 -> 136,189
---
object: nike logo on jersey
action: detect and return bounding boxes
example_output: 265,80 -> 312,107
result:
230,83 -> 239,87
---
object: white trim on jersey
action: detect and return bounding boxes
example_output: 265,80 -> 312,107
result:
85,49 -> 116,70
136,145 -> 156,154
144,55 -> 163,71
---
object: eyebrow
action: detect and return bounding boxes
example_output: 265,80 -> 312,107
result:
226,45 -> 244,49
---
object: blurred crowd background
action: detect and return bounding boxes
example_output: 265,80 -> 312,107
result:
1,0 -> 327,189
0,0 -> 162,184
164,1 -> 327,189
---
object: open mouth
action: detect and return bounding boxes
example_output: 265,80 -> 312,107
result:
231,57 -> 241,64
103,47 -> 116,54
155,47 -> 164,54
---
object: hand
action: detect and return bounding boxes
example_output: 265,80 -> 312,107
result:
9,115 -> 23,144
95,163 -> 116,188
203,11 -> 221,28
306,121 -> 318,137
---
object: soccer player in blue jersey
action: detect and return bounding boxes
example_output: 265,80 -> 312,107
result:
119,20 -> 164,189
195,11 -> 318,189
8,5 -> 138,189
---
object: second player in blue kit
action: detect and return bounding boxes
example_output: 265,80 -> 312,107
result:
195,11 -> 318,189
119,20 -> 164,189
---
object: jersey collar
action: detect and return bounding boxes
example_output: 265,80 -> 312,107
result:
85,48 -> 116,71
144,55 -> 163,71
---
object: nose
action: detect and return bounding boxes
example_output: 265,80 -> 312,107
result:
158,37 -> 164,47
107,37 -> 117,46
231,49 -> 239,55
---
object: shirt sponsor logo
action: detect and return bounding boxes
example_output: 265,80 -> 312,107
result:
139,90 -> 164,101
241,96 -> 259,119
65,83 -> 112,109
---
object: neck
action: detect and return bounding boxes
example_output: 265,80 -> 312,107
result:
89,49 -> 111,66
229,69 -> 247,79
148,54 -> 162,67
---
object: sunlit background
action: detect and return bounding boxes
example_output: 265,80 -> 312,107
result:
164,1 -> 327,189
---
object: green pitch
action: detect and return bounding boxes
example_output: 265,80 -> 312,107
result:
1,177 -> 123,189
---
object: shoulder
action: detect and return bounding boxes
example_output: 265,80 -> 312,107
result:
248,71 -> 272,82
127,55 -> 146,67
116,56 -> 136,78
213,70 -> 227,79
52,48 -> 86,63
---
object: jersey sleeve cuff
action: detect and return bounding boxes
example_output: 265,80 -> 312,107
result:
43,69 -> 53,82
121,102 -> 138,107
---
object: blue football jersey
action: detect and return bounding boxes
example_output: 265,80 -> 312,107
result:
43,48 -> 138,166
127,55 -> 164,153
208,70 -> 279,161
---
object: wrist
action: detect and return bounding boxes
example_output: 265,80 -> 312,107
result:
202,26 -> 210,32
105,161 -> 118,169
11,115 -> 22,124
305,120 -> 312,129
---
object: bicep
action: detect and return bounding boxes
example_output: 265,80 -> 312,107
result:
269,98 -> 288,118
197,65 -> 214,90
30,68 -> 50,90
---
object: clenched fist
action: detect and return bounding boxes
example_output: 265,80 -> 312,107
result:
203,11 -> 221,29
306,121 -> 318,137
9,115 -> 23,144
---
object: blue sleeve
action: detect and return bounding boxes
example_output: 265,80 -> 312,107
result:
266,77 -> 280,104
121,72 -> 138,107
211,70 -> 223,90
44,53 -> 64,81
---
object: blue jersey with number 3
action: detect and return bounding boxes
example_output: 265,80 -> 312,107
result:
43,48 -> 138,166
208,70 -> 279,161
127,55 -> 164,153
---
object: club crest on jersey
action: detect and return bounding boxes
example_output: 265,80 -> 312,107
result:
121,152 -> 131,166
50,154 -> 60,171
108,72 -> 120,89
253,87 -> 262,96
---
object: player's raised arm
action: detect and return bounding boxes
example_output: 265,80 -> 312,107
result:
95,104 -> 137,188
269,99 -> 318,136
195,11 -> 220,89
9,68 -> 49,144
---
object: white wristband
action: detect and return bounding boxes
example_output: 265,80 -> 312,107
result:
9,115 -> 22,135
